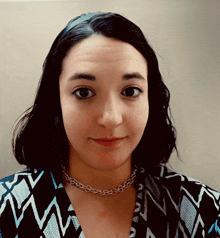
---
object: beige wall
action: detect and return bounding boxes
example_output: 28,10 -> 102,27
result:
0,0 -> 220,190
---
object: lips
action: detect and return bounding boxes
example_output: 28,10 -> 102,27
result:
93,137 -> 124,147
96,137 -> 124,141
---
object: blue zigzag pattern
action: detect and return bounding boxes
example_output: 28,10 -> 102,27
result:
0,165 -> 219,237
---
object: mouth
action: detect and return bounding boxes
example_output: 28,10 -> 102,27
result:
92,138 -> 124,147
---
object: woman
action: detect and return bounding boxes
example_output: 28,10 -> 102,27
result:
0,12 -> 219,237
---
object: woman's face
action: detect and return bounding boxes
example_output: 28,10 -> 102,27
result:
59,35 -> 149,171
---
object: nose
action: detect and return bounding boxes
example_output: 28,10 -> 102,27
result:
97,94 -> 123,129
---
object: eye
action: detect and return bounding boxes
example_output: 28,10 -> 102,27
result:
122,87 -> 143,98
72,88 -> 95,100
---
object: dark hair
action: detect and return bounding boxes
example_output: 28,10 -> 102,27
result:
12,12 -> 180,172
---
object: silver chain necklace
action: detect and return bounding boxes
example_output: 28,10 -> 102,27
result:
62,165 -> 137,196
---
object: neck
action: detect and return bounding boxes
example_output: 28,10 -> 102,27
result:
64,155 -> 134,191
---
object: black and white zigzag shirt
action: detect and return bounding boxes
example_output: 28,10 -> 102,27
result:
0,164 -> 220,237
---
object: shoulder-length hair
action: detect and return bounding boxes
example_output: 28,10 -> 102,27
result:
12,12 -> 179,172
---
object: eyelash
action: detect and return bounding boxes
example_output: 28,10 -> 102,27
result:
72,87 -> 143,100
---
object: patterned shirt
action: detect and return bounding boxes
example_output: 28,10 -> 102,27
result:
0,165 -> 220,237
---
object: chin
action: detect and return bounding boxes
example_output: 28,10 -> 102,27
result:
89,159 -> 130,171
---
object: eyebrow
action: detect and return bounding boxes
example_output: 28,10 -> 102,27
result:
67,72 -> 145,81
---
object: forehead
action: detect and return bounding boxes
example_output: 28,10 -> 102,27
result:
62,35 -> 147,67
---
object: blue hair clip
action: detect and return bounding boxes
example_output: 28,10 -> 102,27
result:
64,12 -> 100,34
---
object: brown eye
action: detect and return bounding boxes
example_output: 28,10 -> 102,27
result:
72,88 -> 95,100
122,87 -> 143,97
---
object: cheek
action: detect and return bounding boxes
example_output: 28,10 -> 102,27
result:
61,100 -> 87,138
129,102 -> 149,139
61,104 -> 97,148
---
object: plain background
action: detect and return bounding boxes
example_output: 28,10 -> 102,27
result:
0,0 -> 219,190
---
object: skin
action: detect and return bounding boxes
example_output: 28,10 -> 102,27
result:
59,35 -> 149,191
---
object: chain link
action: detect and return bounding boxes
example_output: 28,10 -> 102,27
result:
62,165 -> 137,196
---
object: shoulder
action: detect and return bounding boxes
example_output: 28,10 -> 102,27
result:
0,167 -> 64,236
0,167 -> 35,204
0,167 -> 45,197
140,164 -> 220,236
0,167 -> 59,214
142,164 -> 220,199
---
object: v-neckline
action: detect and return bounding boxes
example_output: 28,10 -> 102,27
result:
60,181 -> 141,238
